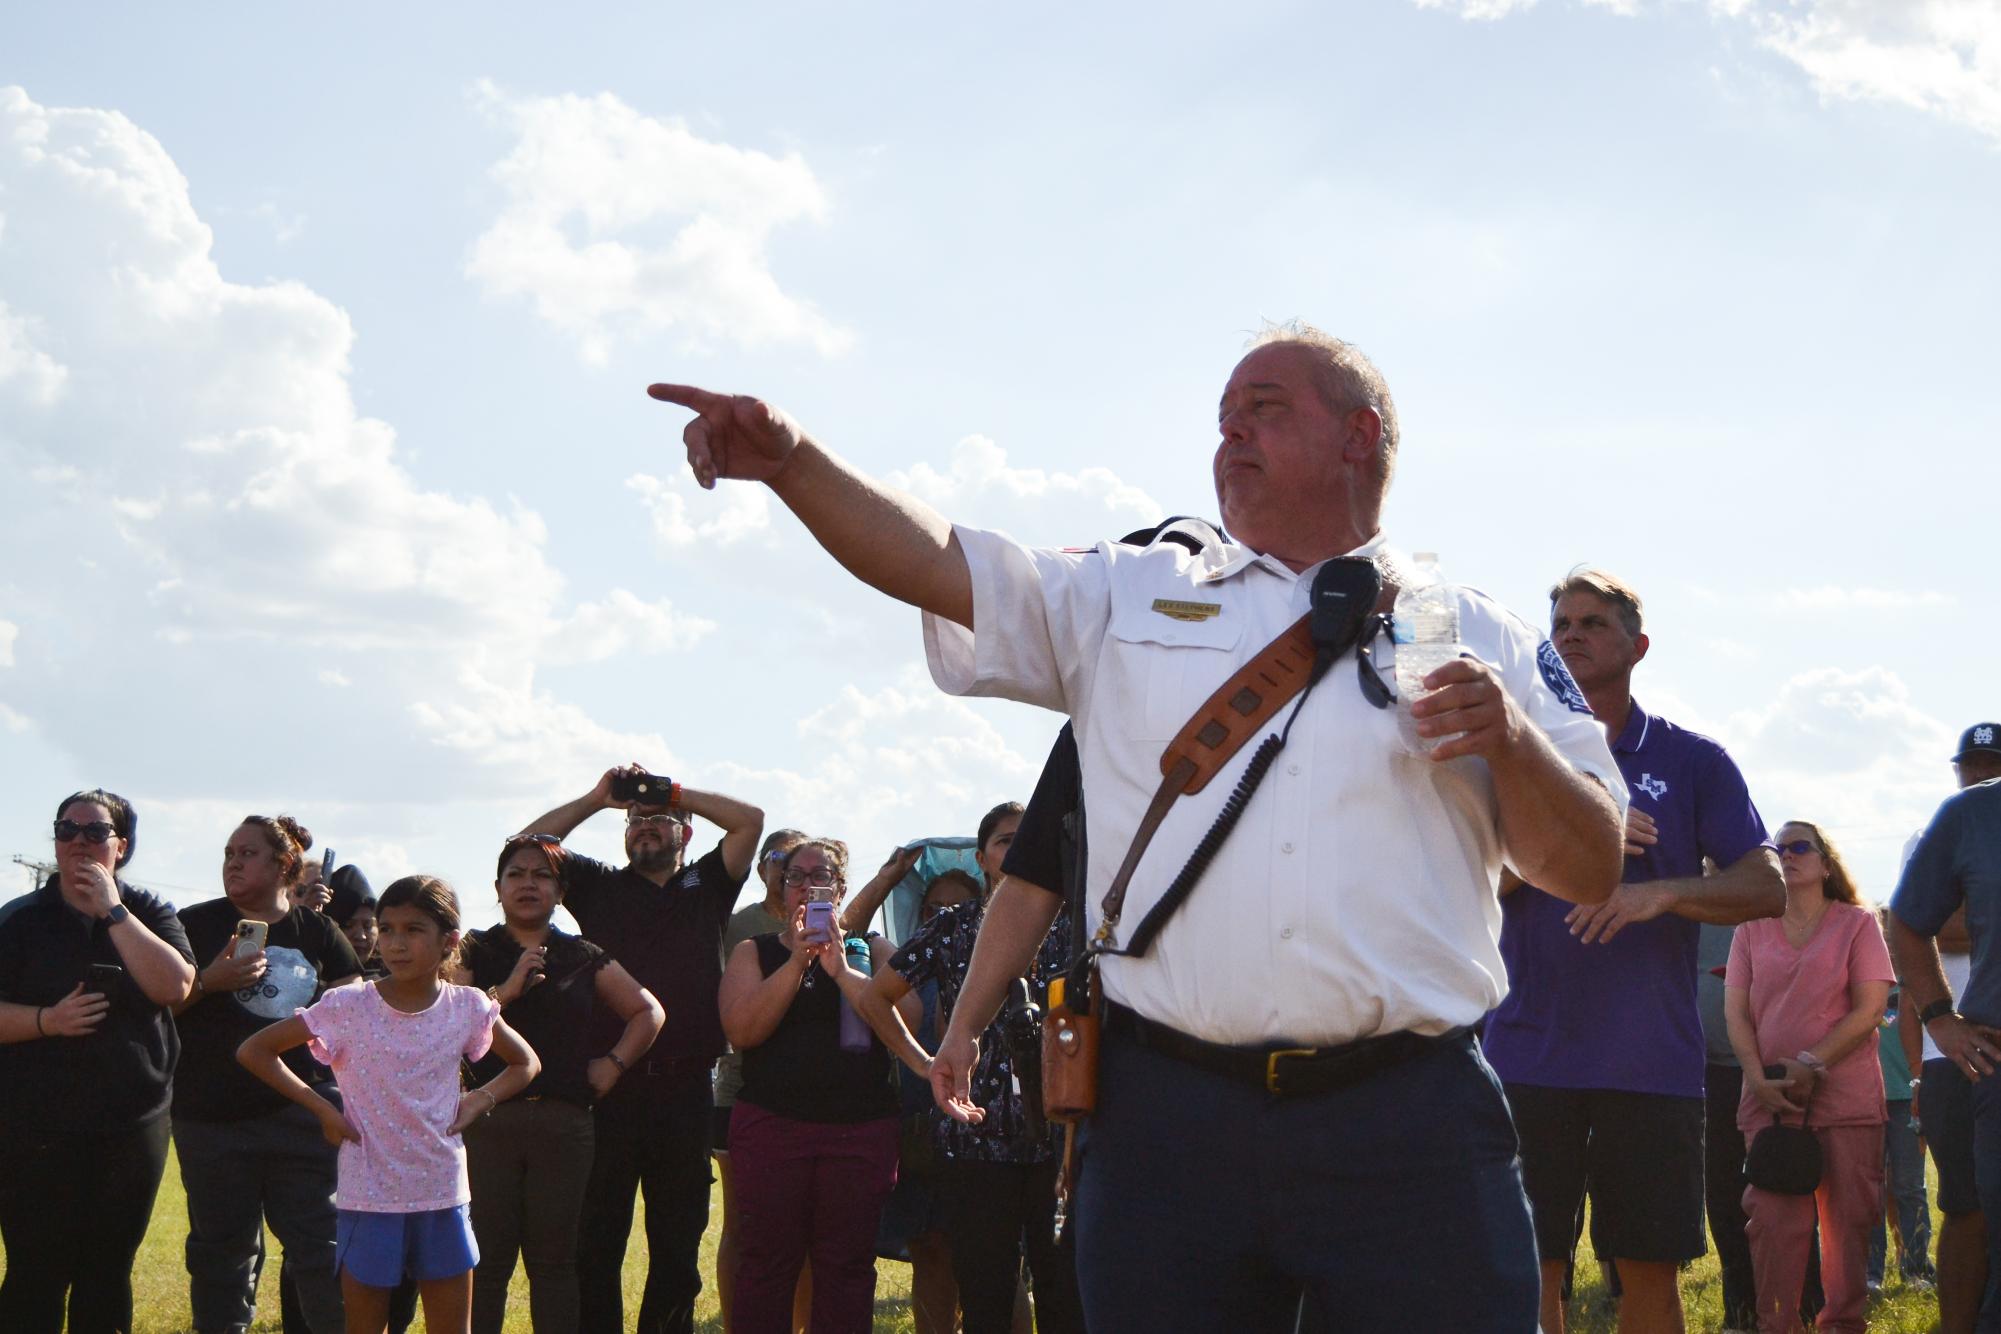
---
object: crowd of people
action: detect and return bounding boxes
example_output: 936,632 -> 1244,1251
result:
0,322 -> 1995,1334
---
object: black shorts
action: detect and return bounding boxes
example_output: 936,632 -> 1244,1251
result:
1504,1082 -> 1706,1266
1922,1057 -> 1979,1215
712,1101 -> 734,1153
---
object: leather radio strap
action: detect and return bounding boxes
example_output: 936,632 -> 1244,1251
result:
1090,612 -> 1319,953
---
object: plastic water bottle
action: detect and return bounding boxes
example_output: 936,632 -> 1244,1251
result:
838,935 -> 874,1052
1393,552 -> 1463,753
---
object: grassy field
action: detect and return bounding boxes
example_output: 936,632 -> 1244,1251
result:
0,1144 -> 1948,1332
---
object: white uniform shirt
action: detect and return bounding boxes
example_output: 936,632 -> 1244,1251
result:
923,524 -> 1625,1047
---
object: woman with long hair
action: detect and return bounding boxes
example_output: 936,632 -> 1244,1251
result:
0,788 -> 196,1331
173,814 -> 363,1332
1725,821 -> 1894,1334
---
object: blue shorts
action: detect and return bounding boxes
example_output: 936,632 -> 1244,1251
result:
335,1205 -> 479,1287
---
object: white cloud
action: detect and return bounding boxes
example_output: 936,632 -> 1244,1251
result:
1725,666 -> 1957,895
627,471 -> 774,549
1776,585 -> 1956,611
317,668 -> 350,687
887,435 -> 1164,532
540,589 -> 717,665
711,665 -> 1048,861
0,299 -> 67,406
0,619 -> 15,667
1408,0 -> 2001,143
0,85 -> 698,793
465,81 -> 852,364
1740,0 -> 2001,142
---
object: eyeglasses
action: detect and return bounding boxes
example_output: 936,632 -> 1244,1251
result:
54,818 -> 118,845
763,847 -> 791,864
627,813 -> 689,829
507,833 -> 562,847
1775,840 -> 1821,857
782,867 -> 841,889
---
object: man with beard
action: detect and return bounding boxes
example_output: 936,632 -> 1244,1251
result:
519,766 -> 763,1334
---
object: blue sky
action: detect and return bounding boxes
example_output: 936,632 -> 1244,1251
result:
3,0 -> 1996,920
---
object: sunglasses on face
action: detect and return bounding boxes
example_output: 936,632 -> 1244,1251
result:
54,819 -> 118,845
627,814 -> 687,830
1775,840 -> 1821,857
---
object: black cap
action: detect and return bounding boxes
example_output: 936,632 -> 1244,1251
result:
1954,723 -> 2001,762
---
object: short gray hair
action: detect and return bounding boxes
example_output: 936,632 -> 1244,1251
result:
1247,320 -> 1400,486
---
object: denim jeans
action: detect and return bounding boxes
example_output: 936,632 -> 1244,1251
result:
1869,1099 -> 1934,1283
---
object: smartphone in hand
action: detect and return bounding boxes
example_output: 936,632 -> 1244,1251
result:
231,919 -> 270,960
86,962 -> 125,999
803,900 -> 835,945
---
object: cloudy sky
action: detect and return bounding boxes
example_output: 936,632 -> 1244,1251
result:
3,0 -> 1996,923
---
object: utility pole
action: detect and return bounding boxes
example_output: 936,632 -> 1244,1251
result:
10,856 -> 57,895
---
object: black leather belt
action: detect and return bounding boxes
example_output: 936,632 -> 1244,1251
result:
630,1053 -> 714,1080
1105,1001 -> 1470,1098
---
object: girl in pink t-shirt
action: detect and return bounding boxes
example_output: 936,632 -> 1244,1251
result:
239,875 -> 539,1333
1723,821 -> 1893,1334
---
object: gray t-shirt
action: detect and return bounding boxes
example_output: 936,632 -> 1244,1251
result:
1696,922 -> 1738,1067
715,898 -> 786,1106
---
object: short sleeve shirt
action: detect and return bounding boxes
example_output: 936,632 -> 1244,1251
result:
922,526 -> 1625,1046
173,899 -> 361,1122
460,926 -> 606,1107
1725,903 -> 1894,1131
1484,703 -> 1770,1098
560,845 -> 748,1066
300,981 -> 497,1211
0,877 -> 195,1139
888,900 -> 1072,1163
1893,781 -> 2001,1025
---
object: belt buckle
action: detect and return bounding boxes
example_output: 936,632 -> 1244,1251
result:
1265,1046 -> 1319,1096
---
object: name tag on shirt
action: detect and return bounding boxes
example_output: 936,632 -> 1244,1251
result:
1152,599 -> 1222,623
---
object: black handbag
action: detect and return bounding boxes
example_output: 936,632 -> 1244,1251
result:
1744,1081 -> 1821,1195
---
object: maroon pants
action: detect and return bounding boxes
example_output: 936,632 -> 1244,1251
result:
729,1102 -> 899,1334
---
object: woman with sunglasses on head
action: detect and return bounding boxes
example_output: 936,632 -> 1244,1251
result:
454,833 -> 664,1334
171,814 -> 363,1334
1724,822 -> 1894,1334
0,789 -> 196,1332
720,837 -> 922,1334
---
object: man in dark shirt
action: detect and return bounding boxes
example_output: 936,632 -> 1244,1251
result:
520,765 -> 762,1334
1889,729 -> 2001,1332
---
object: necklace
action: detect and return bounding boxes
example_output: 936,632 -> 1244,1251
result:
1782,898 -> 1829,944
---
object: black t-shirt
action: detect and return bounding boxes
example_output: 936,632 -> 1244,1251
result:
0,877 -> 196,1140
1002,723 -> 1082,899
173,899 -> 361,1123
460,925 -> 608,1107
737,934 -> 897,1124
561,845 -> 746,1068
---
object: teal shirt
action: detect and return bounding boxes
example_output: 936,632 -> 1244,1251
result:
1878,989 -> 1914,1101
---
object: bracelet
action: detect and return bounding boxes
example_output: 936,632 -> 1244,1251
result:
34,1006 -> 46,1037
1795,1050 -> 1827,1072
474,1088 -> 498,1116
193,971 -> 206,998
605,1051 -> 628,1073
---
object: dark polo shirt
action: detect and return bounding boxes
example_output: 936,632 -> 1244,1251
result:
1485,700 -> 1770,1098
561,845 -> 746,1070
0,875 -> 195,1138
1893,779 -> 2001,1026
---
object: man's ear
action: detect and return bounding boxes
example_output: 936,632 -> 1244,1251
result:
1340,406 -> 1383,466
1632,632 -> 1651,665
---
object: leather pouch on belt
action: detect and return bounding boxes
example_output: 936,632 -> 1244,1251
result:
1041,973 -> 1101,1122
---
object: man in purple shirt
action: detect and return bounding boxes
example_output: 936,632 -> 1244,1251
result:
1483,568 -> 1784,1334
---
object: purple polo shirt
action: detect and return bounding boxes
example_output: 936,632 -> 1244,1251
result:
1483,700 -> 1769,1098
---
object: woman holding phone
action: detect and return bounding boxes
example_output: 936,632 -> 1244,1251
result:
456,832 -> 665,1334
719,837 -> 920,1334
172,814 -> 362,1333
0,788 -> 196,1332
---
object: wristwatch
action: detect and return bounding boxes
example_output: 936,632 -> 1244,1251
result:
1921,997 -> 1958,1026
102,903 -> 130,927
1794,1050 -> 1827,1073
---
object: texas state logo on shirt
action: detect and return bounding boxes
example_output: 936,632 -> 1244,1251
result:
236,945 -> 320,1020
